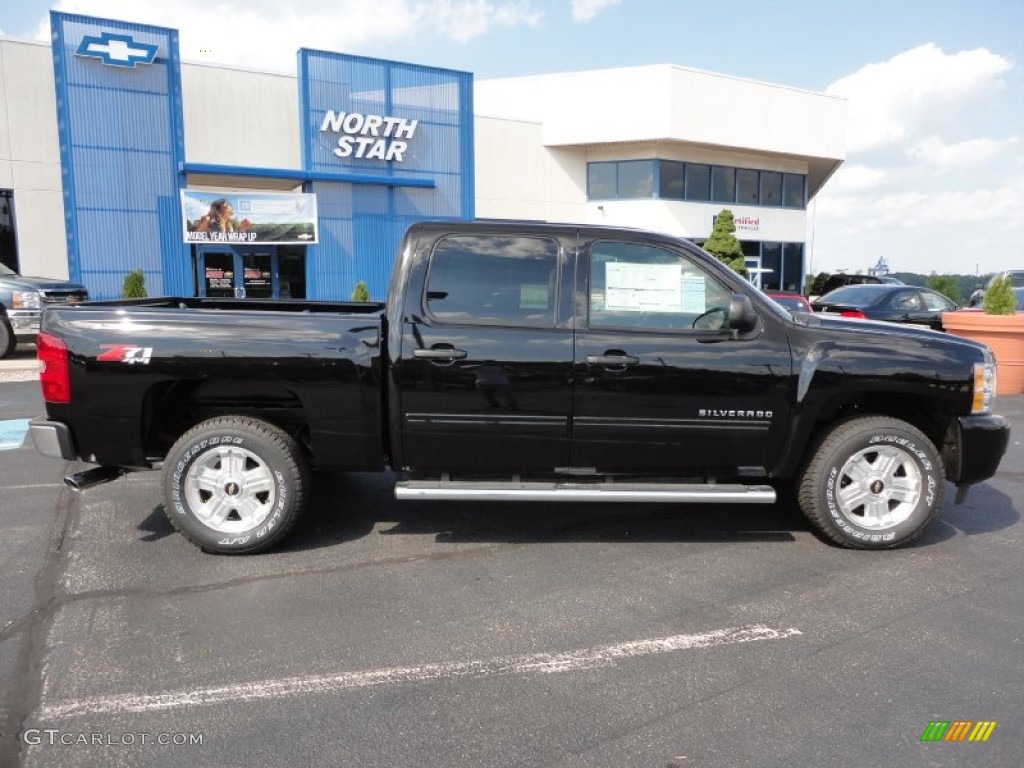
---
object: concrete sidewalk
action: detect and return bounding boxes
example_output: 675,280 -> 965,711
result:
0,345 -> 40,382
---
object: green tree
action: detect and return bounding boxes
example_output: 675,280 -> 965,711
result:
808,271 -> 830,297
926,273 -> 962,304
983,275 -> 1015,315
350,280 -> 370,302
703,209 -> 748,277
122,269 -> 146,299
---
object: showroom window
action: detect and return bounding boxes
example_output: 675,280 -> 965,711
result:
585,161 -> 806,209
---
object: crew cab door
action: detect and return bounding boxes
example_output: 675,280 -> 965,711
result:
393,232 -> 574,474
572,237 -> 793,476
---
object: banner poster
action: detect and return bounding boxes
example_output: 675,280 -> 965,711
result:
182,191 -> 318,244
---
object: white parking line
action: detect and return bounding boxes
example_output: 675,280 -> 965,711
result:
41,624 -> 800,718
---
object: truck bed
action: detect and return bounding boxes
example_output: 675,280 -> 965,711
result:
39,299 -> 386,470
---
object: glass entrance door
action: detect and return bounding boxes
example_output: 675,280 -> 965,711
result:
240,252 -> 274,299
195,248 -> 284,298
199,251 -> 236,297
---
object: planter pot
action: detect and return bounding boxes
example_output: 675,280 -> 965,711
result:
942,311 -> 1024,395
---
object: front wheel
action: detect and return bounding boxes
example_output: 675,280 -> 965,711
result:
0,320 -> 15,359
798,416 -> 944,549
163,416 -> 310,554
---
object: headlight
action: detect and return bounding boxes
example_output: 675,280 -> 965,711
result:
12,291 -> 42,310
971,357 -> 997,414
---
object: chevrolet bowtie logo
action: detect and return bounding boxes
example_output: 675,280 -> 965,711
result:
75,32 -> 159,68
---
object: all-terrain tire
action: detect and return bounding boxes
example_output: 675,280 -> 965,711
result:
163,415 -> 310,554
0,320 -> 16,359
798,416 -> 944,549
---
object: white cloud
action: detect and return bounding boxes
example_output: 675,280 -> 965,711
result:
39,0 -> 544,71
907,135 -> 1018,171
571,0 -> 620,22
826,43 -> 1013,153
827,164 -> 889,193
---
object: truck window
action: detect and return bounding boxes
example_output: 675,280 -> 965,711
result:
425,235 -> 559,327
588,241 -> 732,331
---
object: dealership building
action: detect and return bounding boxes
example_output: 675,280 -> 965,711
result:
0,12 -> 845,301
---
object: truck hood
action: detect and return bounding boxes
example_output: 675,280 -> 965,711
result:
799,312 -> 990,354
2,275 -> 88,293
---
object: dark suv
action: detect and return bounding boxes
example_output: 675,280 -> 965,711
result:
0,263 -> 88,358
819,273 -> 882,296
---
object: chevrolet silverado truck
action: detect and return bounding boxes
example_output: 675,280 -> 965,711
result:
30,221 -> 1010,553
0,262 -> 88,358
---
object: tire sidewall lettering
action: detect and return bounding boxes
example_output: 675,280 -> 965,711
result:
807,421 -> 943,548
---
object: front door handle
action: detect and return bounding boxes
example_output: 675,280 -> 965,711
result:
586,353 -> 639,366
413,347 -> 467,360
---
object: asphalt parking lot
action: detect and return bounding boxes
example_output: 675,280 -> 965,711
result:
1,355 -> 1022,767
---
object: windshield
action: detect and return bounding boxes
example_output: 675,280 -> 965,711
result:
0,263 -> 16,277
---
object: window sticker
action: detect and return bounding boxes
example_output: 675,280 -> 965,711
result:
605,263 -> 682,313
680,276 -> 707,314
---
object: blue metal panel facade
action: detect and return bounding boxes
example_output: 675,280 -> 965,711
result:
51,12 -> 187,299
300,50 -> 473,300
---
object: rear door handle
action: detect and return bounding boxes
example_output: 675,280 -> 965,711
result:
413,347 -> 467,360
586,354 -> 639,366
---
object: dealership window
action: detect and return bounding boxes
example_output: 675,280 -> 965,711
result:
617,160 -> 655,198
782,243 -> 804,292
759,171 -> 782,207
711,166 -> 735,203
426,235 -> 559,327
733,241 -> 805,292
587,162 -> 617,199
783,173 -> 805,208
585,162 -> 805,209
684,164 -> 711,201
659,161 -> 685,200
736,169 -> 759,205
0,190 -> 18,273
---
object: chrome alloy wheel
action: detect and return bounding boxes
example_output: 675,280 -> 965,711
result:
184,445 -> 276,533
835,445 -> 922,530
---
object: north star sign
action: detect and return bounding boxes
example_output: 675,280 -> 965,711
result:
319,111 -> 418,162
75,32 -> 159,68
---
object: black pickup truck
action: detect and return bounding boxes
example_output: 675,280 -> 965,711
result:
30,221 -> 1009,553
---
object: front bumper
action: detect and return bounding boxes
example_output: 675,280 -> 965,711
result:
30,419 -> 77,461
7,309 -> 41,340
955,413 -> 1010,487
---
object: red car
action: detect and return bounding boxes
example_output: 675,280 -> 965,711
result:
765,291 -> 813,313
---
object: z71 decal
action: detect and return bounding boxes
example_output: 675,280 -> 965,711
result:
97,345 -> 154,365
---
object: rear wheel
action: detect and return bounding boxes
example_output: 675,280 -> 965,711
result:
163,416 -> 309,554
0,320 -> 15,359
798,416 -> 944,549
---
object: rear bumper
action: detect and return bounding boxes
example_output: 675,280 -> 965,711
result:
29,419 -> 76,461
955,413 -> 1010,486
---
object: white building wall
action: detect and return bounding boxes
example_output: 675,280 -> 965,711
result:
476,64 -> 845,162
182,63 -> 300,170
474,115 -> 587,222
0,39 -> 66,278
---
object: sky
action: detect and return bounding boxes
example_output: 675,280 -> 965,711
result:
3,0 -> 1023,276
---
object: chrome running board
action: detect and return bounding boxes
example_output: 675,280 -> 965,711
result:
395,480 -> 776,504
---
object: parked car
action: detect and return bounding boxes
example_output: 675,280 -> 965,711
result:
812,284 -> 958,331
0,263 -> 89,358
765,290 -> 813,313
967,270 -> 1024,307
819,273 -> 883,296
30,221 -> 1008,553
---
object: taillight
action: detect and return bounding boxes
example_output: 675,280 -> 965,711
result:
37,331 -> 70,404
839,309 -> 867,319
